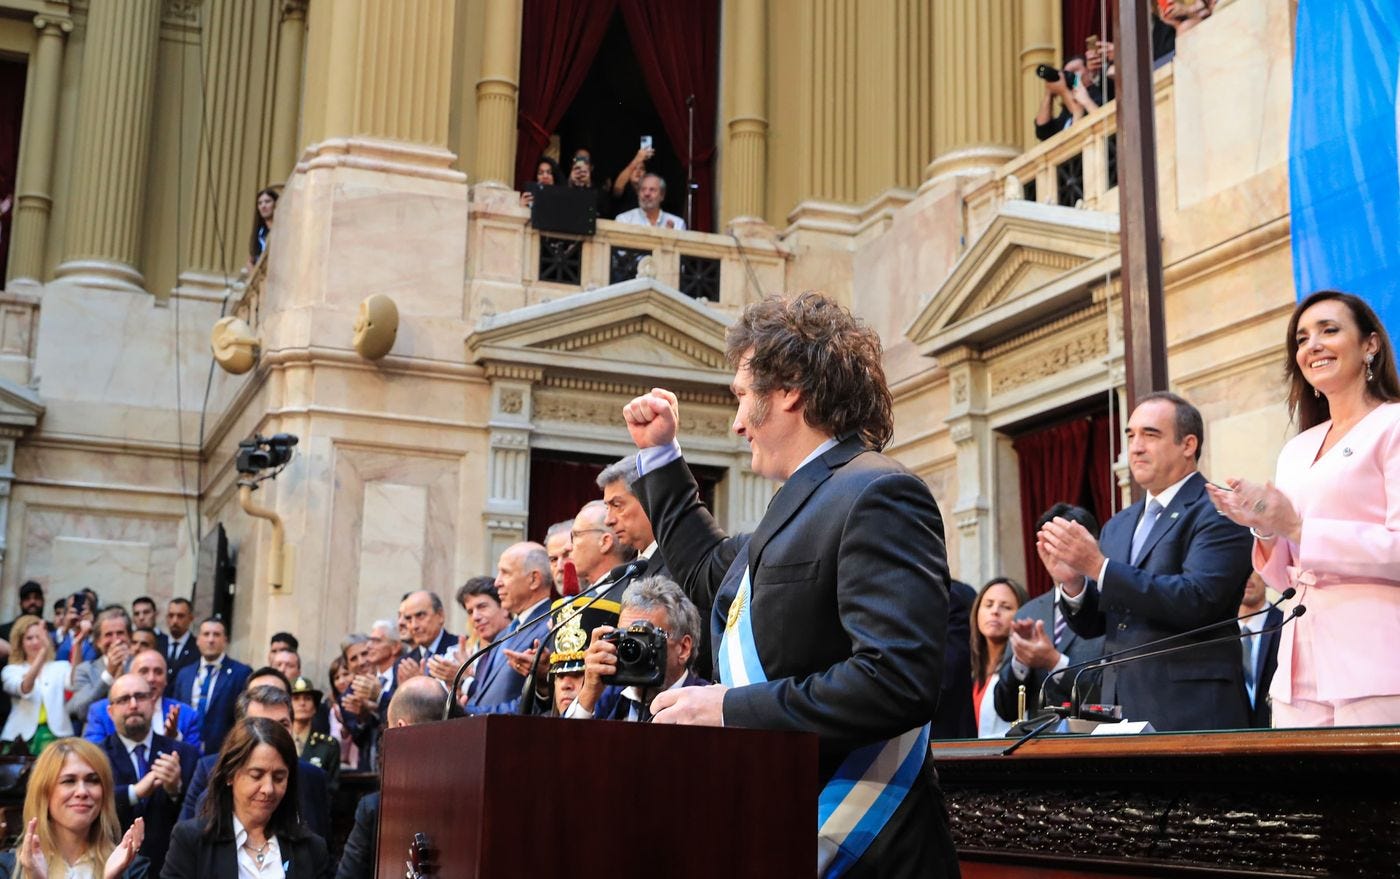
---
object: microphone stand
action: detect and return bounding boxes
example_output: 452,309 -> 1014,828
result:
685,94 -> 696,230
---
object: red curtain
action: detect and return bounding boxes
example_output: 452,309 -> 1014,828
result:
526,457 -> 607,544
1013,419 -> 1092,598
0,60 -> 26,279
1085,412 -> 1118,530
515,0 -> 619,189
618,0 -> 719,233
1062,0 -> 1117,61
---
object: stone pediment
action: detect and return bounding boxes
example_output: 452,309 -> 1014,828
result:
0,378 -> 43,431
906,200 -> 1120,359
466,278 -> 734,390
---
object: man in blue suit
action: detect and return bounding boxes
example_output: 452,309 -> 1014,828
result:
162,598 -> 199,696
85,648 -> 201,748
102,672 -> 201,875
463,542 -> 553,714
172,617 -> 252,754
1239,572 -> 1283,728
180,686 -> 331,839
1041,392 -> 1254,731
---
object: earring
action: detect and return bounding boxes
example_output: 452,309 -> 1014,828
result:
1314,386 -> 1320,398
1366,354 -> 1375,382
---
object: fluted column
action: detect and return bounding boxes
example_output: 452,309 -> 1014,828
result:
7,15 -> 71,288
185,0 -> 280,283
54,0 -> 162,291
474,0 -> 522,187
801,0 -> 858,203
1021,0 -> 1058,149
268,0 -> 308,181
724,0 -> 768,222
925,0 -> 1022,184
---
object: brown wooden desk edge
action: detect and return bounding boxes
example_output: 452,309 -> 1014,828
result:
930,725 -> 1400,761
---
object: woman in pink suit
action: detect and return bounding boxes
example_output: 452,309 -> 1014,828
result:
1208,290 -> 1400,727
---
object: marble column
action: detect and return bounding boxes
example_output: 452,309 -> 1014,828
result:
1020,0 -> 1058,150
925,0 -> 1022,184
7,15 -> 71,288
724,0 -> 767,222
268,0 -> 308,183
473,0 -> 523,188
54,0 -> 162,292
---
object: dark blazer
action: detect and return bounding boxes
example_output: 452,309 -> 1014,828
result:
405,631 -> 459,666
333,792 -> 379,879
638,437 -> 956,876
463,608 -> 549,715
591,670 -> 709,721
103,732 -> 201,874
181,753 -> 331,841
172,657 -> 252,754
161,817 -> 332,879
85,697 -> 202,749
931,579 -> 976,739
1246,605 -> 1284,728
163,636 -> 199,696
1063,471 -> 1254,731
993,590 -> 1106,723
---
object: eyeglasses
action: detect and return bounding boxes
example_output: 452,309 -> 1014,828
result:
110,692 -> 155,708
570,529 -> 604,541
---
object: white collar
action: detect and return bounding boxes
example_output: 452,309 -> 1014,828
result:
200,654 -> 225,669
640,541 -> 659,560
622,669 -> 690,705
1144,470 -> 1197,514
116,730 -> 155,754
518,597 -> 550,623
790,436 -> 840,479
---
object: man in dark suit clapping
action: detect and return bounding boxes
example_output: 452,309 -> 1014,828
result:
622,293 -> 959,876
1040,392 -> 1254,731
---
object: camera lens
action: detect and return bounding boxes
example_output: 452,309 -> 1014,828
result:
618,639 -> 642,663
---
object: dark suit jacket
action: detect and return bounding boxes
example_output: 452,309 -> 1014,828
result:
172,657 -> 252,754
103,732 -> 201,874
1063,472 -> 1253,731
1247,605 -> 1284,728
639,437 -> 954,874
931,579 -> 976,739
993,590 -> 1106,723
162,818 -> 331,879
591,670 -> 709,721
333,792 -> 379,879
405,631 -> 459,666
181,753 -> 331,841
163,636 -> 199,696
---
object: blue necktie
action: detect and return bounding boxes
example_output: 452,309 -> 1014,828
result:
1130,500 -> 1163,565
133,743 -> 149,778
196,663 -> 216,715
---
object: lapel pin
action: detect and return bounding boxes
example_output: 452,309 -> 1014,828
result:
1343,448 -> 1353,457
1170,512 -> 1179,520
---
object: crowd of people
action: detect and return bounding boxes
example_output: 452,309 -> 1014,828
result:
0,281 -> 1391,874
521,144 -> 686,231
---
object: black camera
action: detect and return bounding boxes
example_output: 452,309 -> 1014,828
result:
601,620 -> 668,688
235,433 -> 299,475
1035,63 -> 1061,83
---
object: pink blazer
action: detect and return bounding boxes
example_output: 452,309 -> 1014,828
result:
1255,401 -> 1400,703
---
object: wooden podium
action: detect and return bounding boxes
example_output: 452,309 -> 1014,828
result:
377,714 -> 818,878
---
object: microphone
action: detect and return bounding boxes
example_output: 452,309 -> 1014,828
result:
1037,586 -> 1296,716
1068,605 -> 1305,720
517,561 -> 645,716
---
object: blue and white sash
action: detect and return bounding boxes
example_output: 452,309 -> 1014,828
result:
718,568 -> 930,877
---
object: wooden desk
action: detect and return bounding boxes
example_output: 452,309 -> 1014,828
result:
933,727 -> 1400,878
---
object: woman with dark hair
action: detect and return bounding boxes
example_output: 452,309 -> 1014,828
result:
161,718 -> 331,878
2,737 -> 146,877
324,657 -> 357,770
245,186 -> 280,270
1208,290 -> 1400,727
519,156 -> 560,208
970,577 -> 1028,738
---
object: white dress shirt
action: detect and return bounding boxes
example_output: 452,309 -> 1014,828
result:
233,815 -> 285,878
116,730 -> 156,805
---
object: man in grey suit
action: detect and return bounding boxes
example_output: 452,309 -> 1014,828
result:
69,606 -> 132,726
1041,392 -> 1254,731
994,503 -> 1106,723
622,292 -> 958,876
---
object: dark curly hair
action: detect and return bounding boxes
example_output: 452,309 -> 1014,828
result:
725,292 -> 894,450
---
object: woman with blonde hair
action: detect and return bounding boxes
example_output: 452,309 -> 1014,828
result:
1,616 -> 77,753
3,737 -> 145,877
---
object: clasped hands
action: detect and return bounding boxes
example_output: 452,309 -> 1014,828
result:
1036,518 -> 1102,597
134,751 -> 183,799
1204,478 -> 1301,544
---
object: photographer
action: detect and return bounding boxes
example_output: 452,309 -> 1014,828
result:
564,576 -> 707,722
1034,56 -> 1097,142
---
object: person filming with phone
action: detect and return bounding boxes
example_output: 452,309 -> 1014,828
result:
1034,55 -> 1099,142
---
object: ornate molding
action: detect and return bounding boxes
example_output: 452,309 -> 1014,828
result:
961,248 -> 1082,320
982,300 -> 1108,359
542,317 -> 726,370
540,374 -> 731,407
498,389 -> 524,415
988,327 -> 1110,395
483,363 -> 544,382
533,390 -> 732,437
162,0 -> 201,26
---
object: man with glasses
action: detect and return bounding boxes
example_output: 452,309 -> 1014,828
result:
569,499 -> 639,602
101,672 -> 200,874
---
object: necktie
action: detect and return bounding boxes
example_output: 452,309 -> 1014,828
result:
1130,500 -> 1164,565
197,663 -> 216,715
133,743 -> 149,779
1053,608 -> 1068,648
1241,624 -> 1257,708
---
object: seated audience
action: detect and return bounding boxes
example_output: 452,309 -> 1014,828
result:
101,672 -> 200,874
290,676 -> 340,793
971,577 -> 1027,738
180,686 -> 331,840
615,173 -> 685,230
1,738 -> 145,878
566,576 -> 707,721
164,717 -> 331,879
3,614 -> 77,752
84,648 -> 202,749
334,676 -> 443,879
172,617 -> 252,754
994,504 -> 1107,723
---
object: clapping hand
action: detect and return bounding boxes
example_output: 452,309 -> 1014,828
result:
18,818 -> 47,878
1205,478 -> 1301,543
104,817 -> 144,879
1009,619 -> 1061,670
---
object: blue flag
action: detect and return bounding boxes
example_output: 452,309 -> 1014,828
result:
1290,0 -> 1400,334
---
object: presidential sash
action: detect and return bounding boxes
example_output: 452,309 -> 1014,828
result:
718,568 -> 930,877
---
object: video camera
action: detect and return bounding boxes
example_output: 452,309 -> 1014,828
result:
601,620 -> 668,688
235,433 -> 299,475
